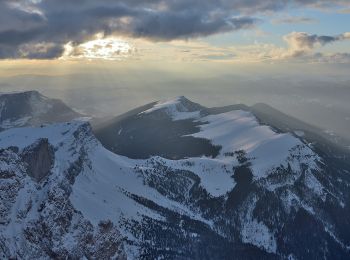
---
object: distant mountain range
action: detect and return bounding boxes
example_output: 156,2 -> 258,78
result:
1,91 -> 349,259
0,91 -> 81,130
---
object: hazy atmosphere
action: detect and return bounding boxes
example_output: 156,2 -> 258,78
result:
1,62 -> 350,141
1,0 -> 350,140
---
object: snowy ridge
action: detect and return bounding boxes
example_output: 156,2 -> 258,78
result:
0,120 -> 103,258
0,120 -> 90,150
0,121 -> 215,258
191,110 -> 320,179
1,94 -> 349,259
140,96 -> 201,121
140,100 -> 320,182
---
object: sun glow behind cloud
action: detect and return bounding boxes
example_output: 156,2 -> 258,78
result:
62,35 -> 134,61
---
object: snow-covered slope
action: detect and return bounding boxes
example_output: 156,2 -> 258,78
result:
97,96 -> 320,180
140,96 -> 203,121
191,109 -> 320,179
0,120 -> 126,259
0,91 -> 81,130
0,120 -> 225,258
93,96 -> 350,258
1,94 -> 350,259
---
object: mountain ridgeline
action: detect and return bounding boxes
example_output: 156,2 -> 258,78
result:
0,90 -> 81,130
93,96 -> 221,160
0,91 -> 350,259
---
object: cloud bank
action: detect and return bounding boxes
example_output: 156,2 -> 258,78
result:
0,0 -> 349,59
283,32 -> 350,57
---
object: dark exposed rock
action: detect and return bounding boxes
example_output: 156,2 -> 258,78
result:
21,138 -> 54,182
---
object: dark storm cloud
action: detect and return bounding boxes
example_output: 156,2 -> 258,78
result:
0,0 -> 348,59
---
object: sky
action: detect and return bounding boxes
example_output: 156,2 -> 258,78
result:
0,0 -> 350,140
0,0 -> 349,62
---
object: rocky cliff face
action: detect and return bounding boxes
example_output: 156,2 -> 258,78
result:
21,138 -> 54,182
0,121 -> 126,259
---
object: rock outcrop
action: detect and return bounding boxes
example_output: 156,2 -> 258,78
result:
21,138 -> 54,182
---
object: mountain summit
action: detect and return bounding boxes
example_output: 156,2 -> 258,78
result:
139,96 -> 205,121
0,90 -> 81,130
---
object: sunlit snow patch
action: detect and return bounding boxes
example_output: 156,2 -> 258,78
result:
192,110 -> 320,179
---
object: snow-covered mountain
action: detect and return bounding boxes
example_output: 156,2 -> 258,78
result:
0,91 -> 81,130
1,93 -> 350,259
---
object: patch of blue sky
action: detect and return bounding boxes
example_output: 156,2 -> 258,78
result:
202,7 -> 350,50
